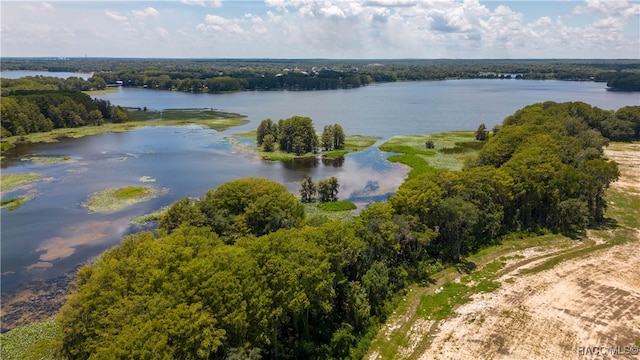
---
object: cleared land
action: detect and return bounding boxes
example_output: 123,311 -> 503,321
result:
367,142 -> 640,360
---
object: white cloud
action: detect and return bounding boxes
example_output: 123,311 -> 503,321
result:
181,0 -> 222,8
105,10 -> 127,22
1,0 -> 638,58
157,27 -> 170,39
199,14 -> 245,34
132,7 -> 160,19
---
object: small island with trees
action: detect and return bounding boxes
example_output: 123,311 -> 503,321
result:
243,115 -> 376,161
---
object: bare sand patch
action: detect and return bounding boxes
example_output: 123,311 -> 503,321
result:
423,239 -> 640,360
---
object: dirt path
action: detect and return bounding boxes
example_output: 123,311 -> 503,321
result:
368,143 -> 640,359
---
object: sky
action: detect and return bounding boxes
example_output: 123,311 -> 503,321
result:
1,0 -> 639,59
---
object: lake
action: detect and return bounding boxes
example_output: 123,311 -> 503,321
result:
0,70 -> 94,79
1,79 -> 638,321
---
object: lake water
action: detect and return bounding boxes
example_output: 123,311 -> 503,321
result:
1,79 -> 638,305
0,70 -> 94,79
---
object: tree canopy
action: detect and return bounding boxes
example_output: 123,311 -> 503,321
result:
55,101 -> 631,359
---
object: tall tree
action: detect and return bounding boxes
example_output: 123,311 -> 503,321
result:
332,124 -> 346,149
475,123 -> 488,141
300,174 -> 317,202
321,125 -> 334,151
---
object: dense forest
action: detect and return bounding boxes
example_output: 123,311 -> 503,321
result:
3,58 -> 639,92
0,78 -> 128,138
55,102 -> 640,359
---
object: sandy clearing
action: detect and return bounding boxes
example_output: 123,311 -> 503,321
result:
417,143 -> 640,360
423,238 -> 640,360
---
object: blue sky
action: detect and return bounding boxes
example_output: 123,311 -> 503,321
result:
1,0 -> 639,58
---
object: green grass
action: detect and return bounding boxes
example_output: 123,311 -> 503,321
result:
0,318 -> 60,360
113,186 -> 148,199
83,186 -> 163,212
379,131 -> 483,178
83,87 -> 119,96
417,259 -> 504,321
318,200 -> 357,211
0,173 -> 43,193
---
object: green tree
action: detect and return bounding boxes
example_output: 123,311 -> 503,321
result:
475,123 -> 488,141
332,124 -> 346,150
433,196 -> 479,261
87,109 -> 104,126
158,197 -> 206,233
256,118 -> 277,146
321,125 -> 334,151
300,174 -> 317,202
109,106 -> 129,123
262,134 -> 276,152
277,116 -> 318,155
318,177 -> 339,203
199,178 -> 304,239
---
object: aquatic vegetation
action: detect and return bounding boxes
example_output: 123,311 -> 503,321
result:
83,185 -> 164,212
0,173 -> 43,193
21,156 -> 74,165
1,192 -> 36,210
0,318 -> 60,360
130,207 -> 168,226
139,176 -> 156,182
380,131 -> 481,178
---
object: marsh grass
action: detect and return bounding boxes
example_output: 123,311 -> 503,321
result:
127,108 -> 249,131
2,109 -> 248,146
22,156 -> 73,165
83,186 -> 162,212
1,192 -> 36,210
0,173 -> 43,193
379,131 -> 482,178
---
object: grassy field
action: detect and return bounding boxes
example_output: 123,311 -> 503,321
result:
379,131 -> 483,179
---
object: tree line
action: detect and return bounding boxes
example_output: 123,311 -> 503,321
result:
4,58 -> 638,93
55,102 -> 637,359
1,90 -> 129,138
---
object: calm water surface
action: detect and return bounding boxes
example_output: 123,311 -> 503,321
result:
1,79 -> 638,298
0,70 -> 94,79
